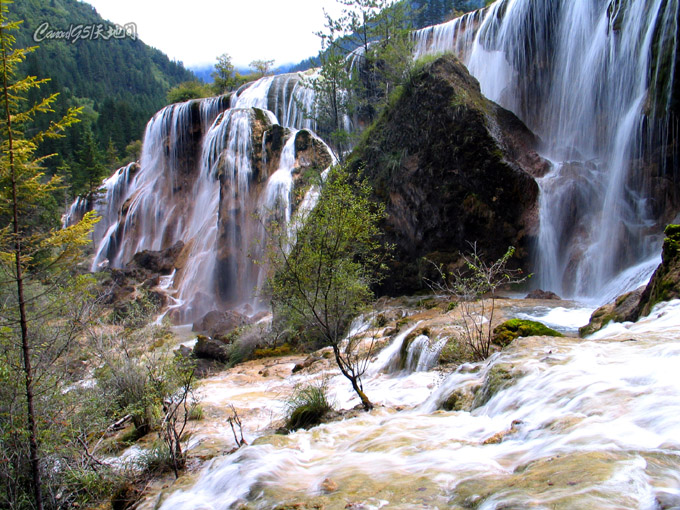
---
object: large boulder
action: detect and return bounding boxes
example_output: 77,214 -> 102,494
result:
525,289 -> 562,300
192,309 -> 251,338
632,224 -> 680,319
127,240 -> 185,275
348,55 -> 542,295
193,335 -> 232,363
579,287 -> 644,337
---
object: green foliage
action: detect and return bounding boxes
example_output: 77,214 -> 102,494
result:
268,166 -> 385,342
124,139 -> 142,162
188,404 -> 204,421
95,347 -> 195,437
137,441 -> 175,474
212,53 -> 235,93
425,245 -> 529,360
110,287 -> 161,328
284,379 -> 334,431
305,0 -> 416,154
249,58 -> 275,78
304,43 -> 356,154
267,165 -> 386,410
492,319 -> 563,347
0,6 -> 111,507
69,126 -> 108,199
211,52 -> 248,94
166,80 -> 212,104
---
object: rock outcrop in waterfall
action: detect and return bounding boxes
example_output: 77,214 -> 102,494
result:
349,55 -> 543,295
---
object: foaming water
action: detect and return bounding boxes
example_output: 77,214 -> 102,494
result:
514,305 -> 596,334
160,301 -> 680,509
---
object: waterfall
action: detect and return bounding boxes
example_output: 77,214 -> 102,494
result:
70,0 -> 679,319
79,85 -> 334,321
413,0 -> 679,300
404,335 -> 447,372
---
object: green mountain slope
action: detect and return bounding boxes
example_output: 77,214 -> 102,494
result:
8,0 -> 195,195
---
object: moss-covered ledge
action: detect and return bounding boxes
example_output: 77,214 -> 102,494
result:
633,224 -> 680,319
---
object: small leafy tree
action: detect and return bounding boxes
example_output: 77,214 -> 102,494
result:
166,80 -> 211,104
307,37 -> 356,155
266,166 -> 386,410
158,358 -> 196,478
425,245 -> 529,361
249,58 -> 275,78
124,139 -> 142,162
211,53 -> 243,94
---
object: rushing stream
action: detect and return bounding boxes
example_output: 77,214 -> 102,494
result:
152,299 -> 680,510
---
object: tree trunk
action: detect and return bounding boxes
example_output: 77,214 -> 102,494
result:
332,344 -> 373,411
1,23 -> 44,509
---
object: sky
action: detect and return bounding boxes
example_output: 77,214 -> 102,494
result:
83,0 -> 346,70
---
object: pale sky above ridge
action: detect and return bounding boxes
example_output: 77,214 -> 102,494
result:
83,0 -> 346,69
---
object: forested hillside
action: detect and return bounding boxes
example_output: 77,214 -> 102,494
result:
9,0 -> 195,199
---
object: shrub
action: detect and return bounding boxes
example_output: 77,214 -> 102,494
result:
425,244 -> 529,360
284,380 -> 334,431
138,442 -> 175,474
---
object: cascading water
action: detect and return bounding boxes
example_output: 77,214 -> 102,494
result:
75,83 -> 334,321
413,0 -> 679,300
156,299 -> 680,510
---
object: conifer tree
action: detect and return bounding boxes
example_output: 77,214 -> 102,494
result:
71,126 -> 107,199
0,2 -> 97,507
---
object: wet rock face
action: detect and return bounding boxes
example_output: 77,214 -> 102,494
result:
102,241 -> 186,315
192,310 -> 251,339
349,55 -> 541,295
633,224 -> 680,319
579,287 -> 645,337
127,240 -> 185,275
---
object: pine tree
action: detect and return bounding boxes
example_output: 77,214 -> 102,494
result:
0,2 -> 97,507
71,126 -> 107,199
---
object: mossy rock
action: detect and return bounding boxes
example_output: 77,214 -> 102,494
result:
398,327 -> 431,370
633,224 -> 680,318
253,342 -> 293,359
440,384 -> 479,411
438,337 -> 472,365
492,319 -> 563,347
472,364 -> 518,408
579,287 -> 644,336
347,54 -> 541,297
